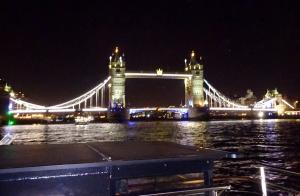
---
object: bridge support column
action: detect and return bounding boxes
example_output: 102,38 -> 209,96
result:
184,51 -> 208,119
107,47 -> 129,121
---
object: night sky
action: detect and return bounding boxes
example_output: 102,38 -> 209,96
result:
1,1 -> 299,107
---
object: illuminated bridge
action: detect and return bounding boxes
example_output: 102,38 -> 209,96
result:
8,47 -> 294,120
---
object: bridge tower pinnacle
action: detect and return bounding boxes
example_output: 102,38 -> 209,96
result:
184,51 -> 204,107
108,47 -> 126,109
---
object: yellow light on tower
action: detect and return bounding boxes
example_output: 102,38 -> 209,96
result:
191,50 -> 195,57
115,47 -> 119,53
198,100 -> 204,106
10,91 -> 15,98
4,84 -> 11,92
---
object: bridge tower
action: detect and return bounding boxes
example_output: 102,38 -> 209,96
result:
184,51 -> 207,119
107,47 -> 128,120
184,51 -> 205,107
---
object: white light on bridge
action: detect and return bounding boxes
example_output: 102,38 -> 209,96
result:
49,109 -> 76,113
125,72 -> 192,79
258,111 -> 264,118
210,107 -> 277,112
210,107 -> 251,111
126,73 -> 157,77
253,108 -> 277,112
82,108 -> 108,112
10,109 -> 47,114
129,107 -> 188,114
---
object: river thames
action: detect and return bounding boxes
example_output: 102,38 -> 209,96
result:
1,119 -> 300,194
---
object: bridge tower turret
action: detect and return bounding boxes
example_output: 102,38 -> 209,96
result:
107,47 -> 128,120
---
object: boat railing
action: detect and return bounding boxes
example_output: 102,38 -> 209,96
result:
252,163 -> 300,177
208,163 -> 300,195
250,164 -> 300,195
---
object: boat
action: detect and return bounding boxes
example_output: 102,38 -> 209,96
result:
74,115 -> 93,125
0,141 -> 298,195
0,141 -> 230,195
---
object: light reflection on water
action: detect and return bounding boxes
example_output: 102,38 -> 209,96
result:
1,119 -> 300,192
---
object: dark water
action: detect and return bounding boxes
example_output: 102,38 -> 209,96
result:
1,119 -> 300,194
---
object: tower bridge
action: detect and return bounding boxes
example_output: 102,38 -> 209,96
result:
8,47 -> 294,120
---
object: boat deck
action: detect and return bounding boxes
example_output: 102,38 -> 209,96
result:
0,141 -> 228,195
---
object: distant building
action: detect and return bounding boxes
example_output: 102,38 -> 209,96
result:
263,89 -> 288,114
264,89 -> 281,99
238,89 -> 257,106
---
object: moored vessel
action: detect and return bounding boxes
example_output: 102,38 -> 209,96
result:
74,115 -> 93,125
